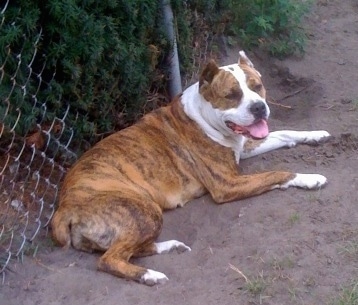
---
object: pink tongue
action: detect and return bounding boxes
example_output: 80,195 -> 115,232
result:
246,120 -> 269,139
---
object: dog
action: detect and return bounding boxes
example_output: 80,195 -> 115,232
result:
51,51 -> 330,285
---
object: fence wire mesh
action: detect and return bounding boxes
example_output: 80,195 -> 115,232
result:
0,3 -> 77,283
0,1 -> 216,283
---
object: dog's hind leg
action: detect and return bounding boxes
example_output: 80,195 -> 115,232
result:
241,130 -> 330,159
97,241 -> 169,286
133,240 -> 191,257
97,238 -> 190,285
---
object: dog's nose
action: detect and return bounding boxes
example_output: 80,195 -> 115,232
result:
250,101 -> 267,119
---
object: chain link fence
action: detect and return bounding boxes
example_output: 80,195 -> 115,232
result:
0,3 -> 78,283
0,2 -> 216,283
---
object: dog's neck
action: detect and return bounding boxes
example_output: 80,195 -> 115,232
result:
181,82 -> 244,160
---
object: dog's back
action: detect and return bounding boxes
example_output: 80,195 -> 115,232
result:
51,98 -> 222,250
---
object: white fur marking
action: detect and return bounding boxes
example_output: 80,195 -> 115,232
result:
155,240 -> 191,254
181,63 -> 269,150
241,130 -> 331,159
182,83 -> 237,146
280,174 -> 327,190
239,50 -> 254,67
141,269 -> 168,286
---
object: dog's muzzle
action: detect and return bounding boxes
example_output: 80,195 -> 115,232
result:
250,101 -> 267,120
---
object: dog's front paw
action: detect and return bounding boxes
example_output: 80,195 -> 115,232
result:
141,269 -> 169,286
155,240 -> 191,254
281,173 -> 327,190
304,130 -> 331,145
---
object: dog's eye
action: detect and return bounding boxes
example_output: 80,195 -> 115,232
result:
253,84 -> 263,92
225,90 -> 242,100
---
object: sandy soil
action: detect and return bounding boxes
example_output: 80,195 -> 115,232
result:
1,0 -> 358,304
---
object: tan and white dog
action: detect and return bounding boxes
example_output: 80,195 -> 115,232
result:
51,51 -> 329,285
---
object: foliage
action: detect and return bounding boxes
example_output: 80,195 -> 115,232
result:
172,0 -> 312,60
0,0 -> 168,149
0,0 -> 312,151
226,0 -> 312,57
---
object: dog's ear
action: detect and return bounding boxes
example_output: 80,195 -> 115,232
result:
238,50 -> 262,77
238,50 -> 254,68
199,60 -> 220,87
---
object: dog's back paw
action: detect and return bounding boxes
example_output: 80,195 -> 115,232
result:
155,240 -> 191,254
140,269 -> 169,286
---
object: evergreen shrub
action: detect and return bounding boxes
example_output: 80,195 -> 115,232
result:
0,0 -> 168,149
0,0 -> 311,151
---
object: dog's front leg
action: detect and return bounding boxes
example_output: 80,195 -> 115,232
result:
207,171 -> 327,203
241,130 -> 330,159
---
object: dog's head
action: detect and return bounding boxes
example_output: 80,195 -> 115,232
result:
199,51 -> 269,139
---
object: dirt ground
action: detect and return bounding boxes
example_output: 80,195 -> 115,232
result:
1,0 -> 358,304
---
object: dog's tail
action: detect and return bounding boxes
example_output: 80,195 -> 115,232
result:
51,206 -> 76,248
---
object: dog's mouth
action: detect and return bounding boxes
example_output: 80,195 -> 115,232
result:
225,119 -> 269,139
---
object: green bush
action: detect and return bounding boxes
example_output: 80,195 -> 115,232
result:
172,0 -> 311,60
226,0 -> 312,56
0,0 -> 168,149
0,0 -> 311,152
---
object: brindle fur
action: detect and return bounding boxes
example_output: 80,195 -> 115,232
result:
51,59 -> 295,283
